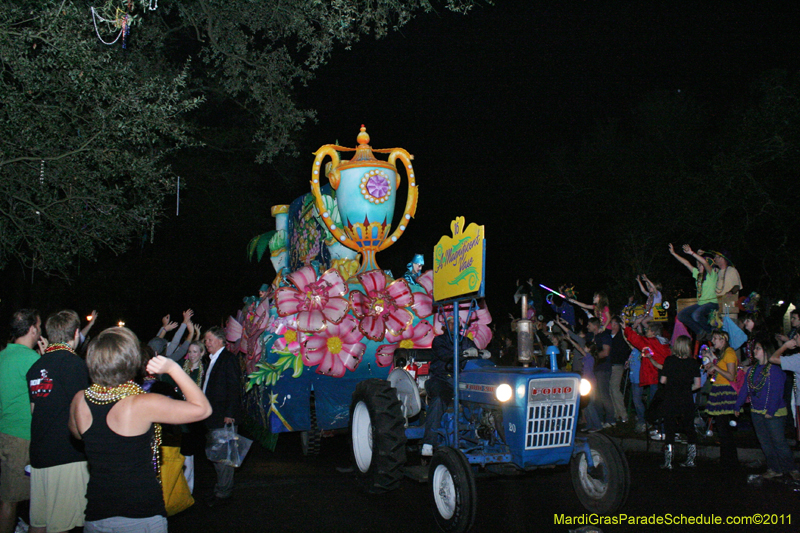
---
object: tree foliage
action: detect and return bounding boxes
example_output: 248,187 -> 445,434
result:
0,1 -> 202,276
547,74 -> 800,305
1,0 -> 476,278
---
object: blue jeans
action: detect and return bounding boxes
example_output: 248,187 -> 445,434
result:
751,413 -> 796,474
677,302 -> 718,336
423,375 -> 453,446
594,369 -> 616,424
583,385 -> 603,431
632,384 -> 658,425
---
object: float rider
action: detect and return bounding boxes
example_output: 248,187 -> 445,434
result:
404,254 -> 425,286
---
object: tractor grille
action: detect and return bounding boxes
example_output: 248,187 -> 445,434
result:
525,377 -> 578,450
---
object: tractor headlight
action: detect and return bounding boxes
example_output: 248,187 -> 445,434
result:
579,378 -> 592,397
496,383 -> 513,402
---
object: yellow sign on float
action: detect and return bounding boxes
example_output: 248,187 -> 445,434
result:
433,216 -> 486,302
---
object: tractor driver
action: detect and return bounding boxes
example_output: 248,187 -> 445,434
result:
421,314 -> 477,456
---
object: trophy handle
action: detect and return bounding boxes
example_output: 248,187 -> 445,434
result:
378,148 -> 418,251
311,145 -> 359,251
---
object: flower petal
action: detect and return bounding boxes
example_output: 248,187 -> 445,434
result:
297,309 -> 326,333
410,321 -> 435,348
316,354 -> 345,377
287,266 -> 318,291
348,291 -> 370,318
385,307 -> 413,336
275,287 -> 303,316
339,342 -> 365,372
359,270 -> 387,296
467,323 -> 492,350
376,343 -> 398,363
386,279 -> 414,308
411,292 -> 433,319
359,315 -> 386,342
225,317 -> 242,342
338,317 -> 365,344
322,297 -> 349,324
417,270 -> 433,294
318,268 -> 348,297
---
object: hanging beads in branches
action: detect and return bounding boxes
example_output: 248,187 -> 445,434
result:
89,0 -> 158,47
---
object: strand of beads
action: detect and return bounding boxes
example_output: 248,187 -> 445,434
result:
85,381 -> 145,405
44,343 -> 76,355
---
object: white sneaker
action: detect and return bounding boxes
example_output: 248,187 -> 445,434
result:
649,430 -> 665,441
421,444 -> 433,456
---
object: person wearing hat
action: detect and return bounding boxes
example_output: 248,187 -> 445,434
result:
713,250 -> 742,303
404,254 -> 424,286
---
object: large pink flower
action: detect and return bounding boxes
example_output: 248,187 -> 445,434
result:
349,270 -> 415,341
375,321 -> 435,367
274,266 -> 349,333
301,316 -> 366,377
410,270 -> 434,319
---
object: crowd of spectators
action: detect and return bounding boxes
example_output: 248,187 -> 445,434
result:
495,244 -> 800,479
0,307 -> 241,533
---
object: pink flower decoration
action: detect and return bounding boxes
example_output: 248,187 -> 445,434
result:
272,321 -> 306,355
274,266 -> 349,333
301,316 -> 366,377
375,321 -> 435,367
410,270 -> 434,319
433,302 -> 493,350
462,305 -> 493,350
349,270 -> 415,341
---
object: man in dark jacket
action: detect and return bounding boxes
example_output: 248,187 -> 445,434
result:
202,327 -> 242,506
421,316 -> 477,456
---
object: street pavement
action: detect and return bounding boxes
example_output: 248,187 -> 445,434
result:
169,430 -> 800,533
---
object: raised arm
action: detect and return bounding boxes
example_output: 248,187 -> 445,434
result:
139,356 -> 212,425
636,275 -> 648,296
158,315 -> 178,339
769,339 -> 797,364
669,243 -> 694,272
684,245 -> 713,274
569,298 -> 593,310
81,310 -> 98,340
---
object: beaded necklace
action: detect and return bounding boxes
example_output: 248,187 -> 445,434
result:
44,343 -> 75,355
85,381 -> 162,484
182,359 -> 204,388
747,363 -> 771,397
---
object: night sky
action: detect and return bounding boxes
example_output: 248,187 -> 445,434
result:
3,1 -> 800,335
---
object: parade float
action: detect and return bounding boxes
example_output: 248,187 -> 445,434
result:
225,126 -> 493,452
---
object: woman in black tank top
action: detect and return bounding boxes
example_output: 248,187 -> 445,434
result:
69,327 -> 212,532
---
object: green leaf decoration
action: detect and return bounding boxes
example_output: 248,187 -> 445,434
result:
292,355 -> 304,377
247,230 -> 277,262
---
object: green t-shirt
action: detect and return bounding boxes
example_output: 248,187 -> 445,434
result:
692,267 -> 718,306
0,343 -> 39,439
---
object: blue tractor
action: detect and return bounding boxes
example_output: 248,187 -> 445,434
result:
349,299 -> 630,533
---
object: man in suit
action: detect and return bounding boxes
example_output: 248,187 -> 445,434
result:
202,326 -> 242,506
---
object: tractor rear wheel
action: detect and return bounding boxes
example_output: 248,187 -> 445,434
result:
350,379 -> 407,493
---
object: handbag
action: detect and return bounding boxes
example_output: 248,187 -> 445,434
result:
645,387 -> 667,425
205,422 -> 253,468
161,446 -> 194,516
722,315 -> 747,350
